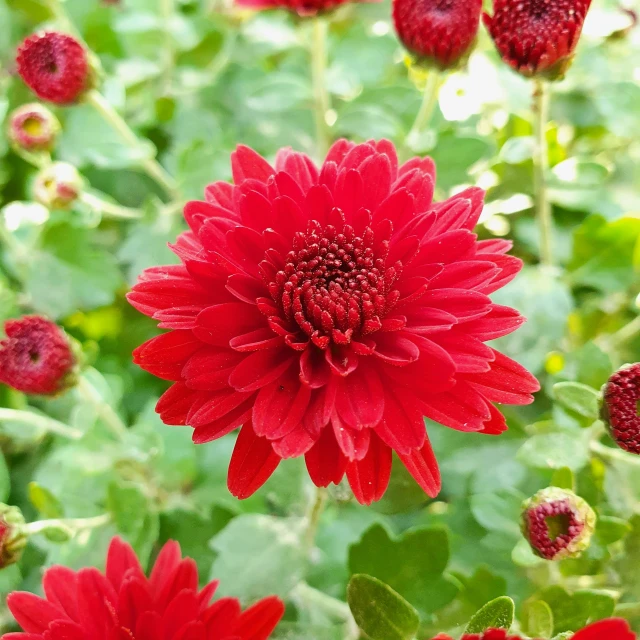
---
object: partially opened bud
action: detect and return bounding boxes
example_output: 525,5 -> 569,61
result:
34,162 -> 83,210
521,487 -> 596,560
483,0 -> 593,80
8,103 -> 60,152
0,316 -> 78,396
16,32 -> 91,105
602,363 -> 640,454
0,505 -> 27,569
393,0 -> 483,70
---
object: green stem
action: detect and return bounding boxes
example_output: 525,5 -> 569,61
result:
0,408 -> 83,440
591,440 -> 640,467
303,486 -> 328,552
25,513 -> 110,535
160,0 -> 176,94
406,69 -> 442,148
533,79 -> 553,267
76,375 -> 128,440
609,314 -> 640,348
310,18 -> 331,158
84,90 -> 179,200
80,192 -> 143,220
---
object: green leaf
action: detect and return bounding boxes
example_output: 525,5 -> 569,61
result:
28,482 -> 64,518
538,586 -> 616,634
465,596 -> 515,634
347,574 -> 420,640
25,223 -> 123,319
596,516 -> 632,545
470,489 -> 524,536
524,600 -> 554,638
551,467 -> 576,491
553,382 -> 600,419
517,432 -> 590,471
210,514 -> 306,601
349,523 -> 459,615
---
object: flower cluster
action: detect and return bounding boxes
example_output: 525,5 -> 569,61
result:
0,316 -> 77,396
129,140 -> 539,505
4,536 -> 285,640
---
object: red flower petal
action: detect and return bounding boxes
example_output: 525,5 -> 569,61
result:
397,436 -> 441,498
232,596 -> 285,640
346,432 -> 392,505
305,426 -> 347,487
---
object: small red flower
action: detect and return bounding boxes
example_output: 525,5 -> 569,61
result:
4,536 -> 285,640
8,104 -> 60,152
16,32 -> 90,105
129,140 -> 539,505
430,619 -> 636,640
483,0 -> 593,80
0,316 -> 76,396
602,363 -> 640,454
235,0 -> 373,16
521,487 -> 595,561
393,0 -> 483,70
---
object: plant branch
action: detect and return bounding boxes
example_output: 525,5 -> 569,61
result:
303,486 -> 328,552
310,18 -> 331,158
84,90 -> 180,200
533,79 -> 553,267
80,192 -> 143,220
76,375 -> 128,440
591,440 -> 640,467
25,513 -> 111,535
0,408 -> 83,440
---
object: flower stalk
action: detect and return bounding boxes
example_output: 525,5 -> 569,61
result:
533,79 -> 553,267
310,18 -> 331,158
83,90 -> 179,200
24,513 -> 110,536
406,69 -> 442,150
80,192 -> 143,220
0,408 -> 83,440
303,486 -> 328,552
76,375 -> 128,440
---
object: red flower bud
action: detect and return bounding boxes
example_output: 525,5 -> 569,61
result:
16,32 -> 90,105
8,103 -> 60,152
393,0 -> 482,70
602,363 -> 640,455
0,316 -> 78,396
521,487 -> 596,561
483,0 -> 593,80
34,162 -> 84,210
0,505 -> 27,569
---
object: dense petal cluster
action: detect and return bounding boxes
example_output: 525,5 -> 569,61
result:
129,139 -> 539,505
8,104 -> 60,152
483,0 -> 593,80
602,363 -> 640,454
521,487 -> 596,561
16,32 -> 89,105
393,0 -> 483,70
0,316 -> 76,396
235,0 -> 373,17
431,618 -> 636,639
4,537 -> 285,640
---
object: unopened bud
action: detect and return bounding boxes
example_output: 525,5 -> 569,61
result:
34,162 -> 83,210
0,504 -> 27,569
8,104 -> 60,152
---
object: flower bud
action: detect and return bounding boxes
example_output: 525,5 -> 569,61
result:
483,0 -> 593,80
602,363 -> 640,455
521,487 -> 596,561
0,504 -> 27,569
393,0 -> 482,70
16,32 -> 91,105
0,316 -> 78,396
34,162 -> 84,210
8,103 -> 61,153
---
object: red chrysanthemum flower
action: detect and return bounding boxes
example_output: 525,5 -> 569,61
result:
393,0 -> 483,70
16,32 -> 90,105
602,363 -> 640,454
235,0 -> 373,16
0,316 -> 77,396
8,103 -> 60,152
4,536 -> 285,640
483,0 -> 593,80
128,140 -> 539,505
431,618 -> 636,640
